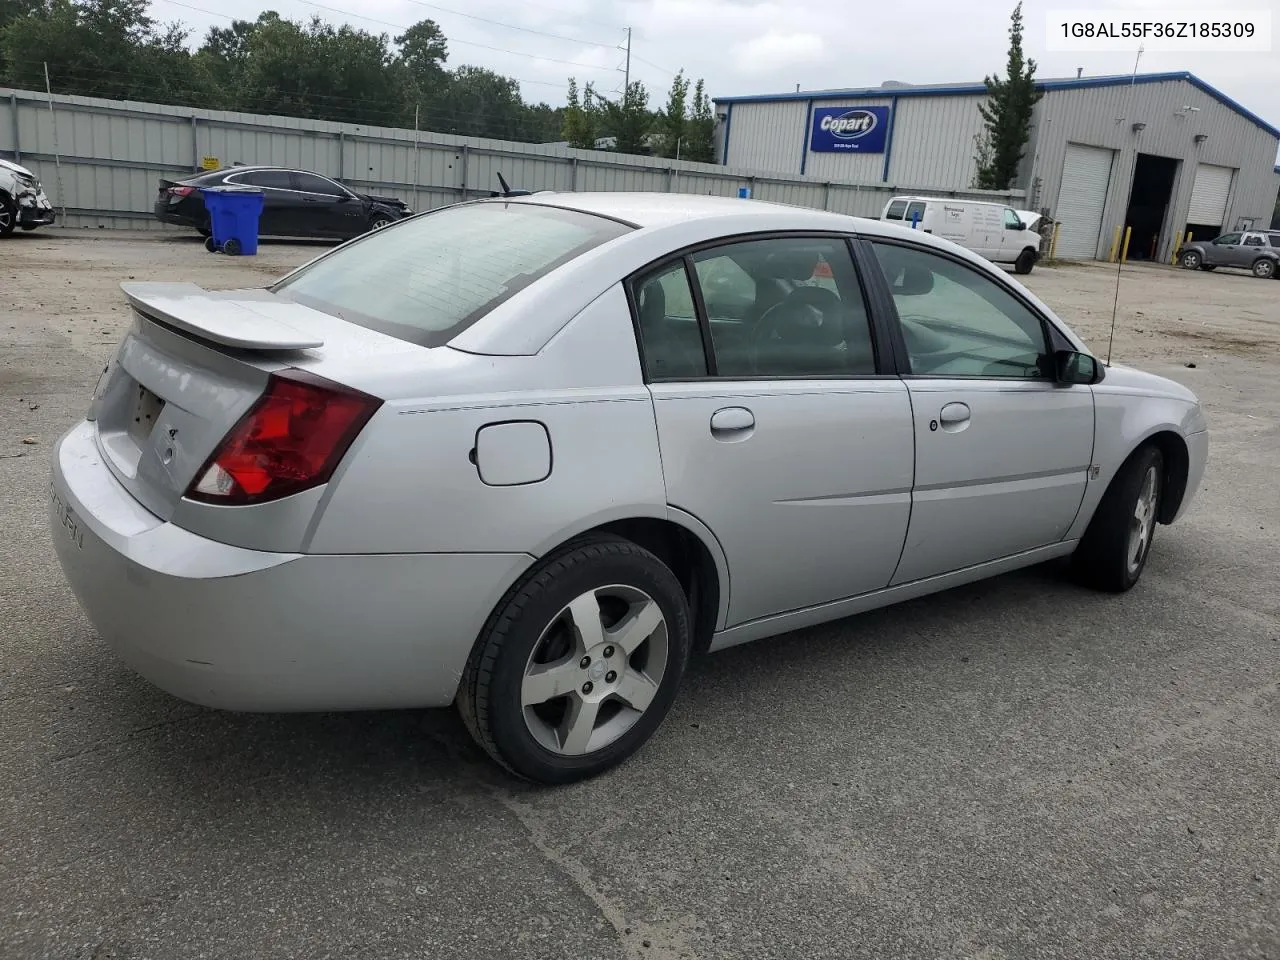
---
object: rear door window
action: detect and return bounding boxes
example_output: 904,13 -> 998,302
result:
293,173 -> 346,197
232,170 -> 294,190
272,201 -> 633,347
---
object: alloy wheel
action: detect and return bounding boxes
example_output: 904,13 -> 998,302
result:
521,584 -> 669,756
1126,465 -> 1159,576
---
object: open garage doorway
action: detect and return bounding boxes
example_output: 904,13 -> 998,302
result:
1123,154 -> 1178,261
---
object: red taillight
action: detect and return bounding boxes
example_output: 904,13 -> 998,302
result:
186,370 -> 382,506
168,185 -> 195,197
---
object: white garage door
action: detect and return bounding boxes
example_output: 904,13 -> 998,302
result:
1055,143 -> 1115,259
1187,163 -> 1234,226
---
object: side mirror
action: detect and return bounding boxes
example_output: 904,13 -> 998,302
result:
1007,222 -> 1023,230
1055,350 -> 1103,385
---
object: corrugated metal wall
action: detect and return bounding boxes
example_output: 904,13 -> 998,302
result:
0,87 -> 1022,232
716,78 -> 1277,260
1029,78 -> 1279,260
885,95 -> 989,187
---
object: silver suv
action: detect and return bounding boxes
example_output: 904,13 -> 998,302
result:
1177,230 -> 1280,279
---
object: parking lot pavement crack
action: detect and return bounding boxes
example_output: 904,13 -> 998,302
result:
49,712 -> 204,763
487,792 -> 652,958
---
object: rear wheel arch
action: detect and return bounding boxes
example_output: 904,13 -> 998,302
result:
529,515 -> 724,657
594,517 -> 722,655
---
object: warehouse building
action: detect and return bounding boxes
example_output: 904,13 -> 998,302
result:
713,71 -> 1280,262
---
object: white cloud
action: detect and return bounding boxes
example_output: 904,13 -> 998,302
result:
731,31 -> 830,73
152,0 -> 1280,137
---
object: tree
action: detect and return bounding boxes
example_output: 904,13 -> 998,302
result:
973,1 -> 1042,190
393,19 -> 448,126
1,5 -> 587,146
596,79 -> 650,155
561,76 -> 597,149
441,65 -> 527,139
658,70 -> 689,158
2,0 -> 209,105
683,78 -> 716,163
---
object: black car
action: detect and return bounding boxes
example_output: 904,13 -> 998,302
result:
154,165 -> 412,240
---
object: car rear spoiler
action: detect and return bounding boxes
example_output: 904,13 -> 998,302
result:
120,282 -> 325,351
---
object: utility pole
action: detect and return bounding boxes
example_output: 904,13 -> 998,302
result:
623,27 -> 631,93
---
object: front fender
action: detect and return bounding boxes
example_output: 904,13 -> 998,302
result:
1065,384 -> 1206,540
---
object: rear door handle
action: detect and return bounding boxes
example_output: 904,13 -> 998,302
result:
710,406 -> 755,441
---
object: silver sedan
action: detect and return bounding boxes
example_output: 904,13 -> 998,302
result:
48,192 -> 1209,783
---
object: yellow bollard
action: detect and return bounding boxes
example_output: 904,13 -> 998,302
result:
1171,230 -> 1191,264
1109,225 -> 1123,263
1120,225 -> 1132,264
1049,221 -> 1060,260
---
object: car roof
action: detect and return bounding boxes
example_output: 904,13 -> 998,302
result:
488,190 -> 905,235
446,190 -> 1086,358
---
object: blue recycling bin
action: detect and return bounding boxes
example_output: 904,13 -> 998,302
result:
200,185 -> 265,256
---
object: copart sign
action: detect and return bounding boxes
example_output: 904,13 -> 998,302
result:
809,106 -> 891,154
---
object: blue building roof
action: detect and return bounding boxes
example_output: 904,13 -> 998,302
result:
714,71 -> 1280,141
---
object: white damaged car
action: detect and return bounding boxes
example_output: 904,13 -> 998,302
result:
0,157 -> 57,236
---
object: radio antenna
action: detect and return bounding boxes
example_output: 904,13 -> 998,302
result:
1106,44 -> 1144,365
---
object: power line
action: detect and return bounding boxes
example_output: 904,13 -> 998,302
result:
151,0 -> 622,74
631,54 -> 678,78
399,0 -> 618,48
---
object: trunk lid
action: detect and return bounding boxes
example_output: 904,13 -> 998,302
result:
91,282 -> 426,521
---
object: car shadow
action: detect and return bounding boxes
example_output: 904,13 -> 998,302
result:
99,558 -> 1098,808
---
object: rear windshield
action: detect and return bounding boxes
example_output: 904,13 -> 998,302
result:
271,201 -> 633,347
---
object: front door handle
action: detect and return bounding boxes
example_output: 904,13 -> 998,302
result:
710,406 -> 755,441
937,401 -> 971,433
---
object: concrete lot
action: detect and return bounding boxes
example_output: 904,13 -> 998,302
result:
2,229 -> 1278,960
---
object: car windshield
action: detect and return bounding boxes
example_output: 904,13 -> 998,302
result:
272,201 -> 633,347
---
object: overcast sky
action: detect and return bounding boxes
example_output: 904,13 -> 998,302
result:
158,0 -> 1279,133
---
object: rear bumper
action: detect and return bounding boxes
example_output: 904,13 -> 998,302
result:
153,197 -> 206,229
49,420 -> 532,712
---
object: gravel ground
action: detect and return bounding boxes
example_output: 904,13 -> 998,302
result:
1,229 -> 1278,960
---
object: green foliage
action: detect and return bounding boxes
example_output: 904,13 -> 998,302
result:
2,0 -> 212,105
595,80 -> 651,154
684,78 -> 716,163
973,1 -> 1043,190
657,70 -> 688,158
561,77 -> 598,149
1,3 -> 565,142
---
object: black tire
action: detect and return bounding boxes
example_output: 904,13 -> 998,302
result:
204,237 -> 218,253
1072,444 -> 1164,593
1179,250 -> 1201,269
0,196 -> 16,237
367,214 -> 394,232
457,534 -> 692,784
222,237 -> 241,256
1014,248 -> 1036,275
1251,258 -> 1276,280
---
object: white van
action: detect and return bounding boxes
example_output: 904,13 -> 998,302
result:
880,196 -> 1042,274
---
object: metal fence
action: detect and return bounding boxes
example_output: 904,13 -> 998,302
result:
2,87 -> 1025,231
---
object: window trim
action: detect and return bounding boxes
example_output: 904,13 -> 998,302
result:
859,235 -> 1071,382
623,229 -> 897,384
